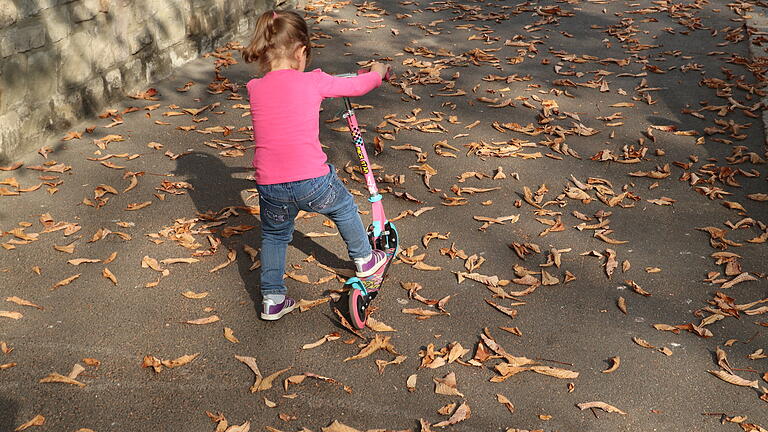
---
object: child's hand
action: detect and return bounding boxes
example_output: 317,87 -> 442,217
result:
370,62 -> 390,80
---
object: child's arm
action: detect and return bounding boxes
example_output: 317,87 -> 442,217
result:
315,69 -> 383,99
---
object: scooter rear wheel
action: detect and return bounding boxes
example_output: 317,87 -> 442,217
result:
348,288 -> 368,329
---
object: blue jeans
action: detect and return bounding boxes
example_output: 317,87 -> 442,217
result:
256,165 -> 372,296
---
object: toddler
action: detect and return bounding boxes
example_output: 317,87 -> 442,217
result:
242,9 -> 390,320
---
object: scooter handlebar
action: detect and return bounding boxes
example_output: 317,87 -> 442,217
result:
357,68 -> 392,81
334,68 -> 392,81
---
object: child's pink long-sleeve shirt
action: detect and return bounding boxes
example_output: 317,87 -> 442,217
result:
246,68 -> 382,185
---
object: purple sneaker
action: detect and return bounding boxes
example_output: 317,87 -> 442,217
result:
355,249 -> 388,278
261,297 -> 297,321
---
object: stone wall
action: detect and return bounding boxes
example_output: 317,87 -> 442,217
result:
0,0 -> 290,161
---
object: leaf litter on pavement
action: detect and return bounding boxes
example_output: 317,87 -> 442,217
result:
2,0 -> 768,430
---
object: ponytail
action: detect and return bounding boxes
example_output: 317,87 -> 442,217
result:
242,10 -> 311,73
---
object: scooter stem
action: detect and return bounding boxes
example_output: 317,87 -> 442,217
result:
342,97 -> 387,236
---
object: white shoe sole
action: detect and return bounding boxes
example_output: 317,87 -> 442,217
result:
355,259 -> 387,278
260,304 -> 296,320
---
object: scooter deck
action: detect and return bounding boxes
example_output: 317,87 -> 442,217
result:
354,248 -> 395,294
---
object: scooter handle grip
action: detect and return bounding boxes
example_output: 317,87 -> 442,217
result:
357,67 -> 392,81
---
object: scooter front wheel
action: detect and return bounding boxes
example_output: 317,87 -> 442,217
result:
368,221 -> 399,253
348,288 -> 368,329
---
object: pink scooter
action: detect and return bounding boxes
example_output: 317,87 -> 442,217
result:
336,69 -> 399,329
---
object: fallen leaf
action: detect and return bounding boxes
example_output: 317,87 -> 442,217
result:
434,372 -> 464,397
708,370 -> 759,388
52,274 -> 81,290
530,365 -> 579,379
185,315 -> 220,325
0,311 -> 23,320
181,290 -> 208,299
576,401 -> 626,415
344,334 -> 398,361
126,201 -> 152,211
39,372 -> 85,387
224,327 -> 240,343
209,249 -> 236,273
255,367 -> 292,392
366,317 -> 396,332
322,421 -> 361,432
102,268 -> 118,285
5,296 -> 43,310
433,401 -> 470,427
603,357 -> 620,373
162,353 -> 199,368
303,332 -> 341,349
617,296 -> 627,314
407,373 -> 418,392
14,415 -> 45,431
633,337 -> 656,349
67,258 -> 101,266
235,355 -> 263,391
496,394 -> 515,413
375,355 -> 407,374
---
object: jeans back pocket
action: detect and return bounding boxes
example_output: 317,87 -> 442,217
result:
306,180 -> 339,212
258,193 -> 290,225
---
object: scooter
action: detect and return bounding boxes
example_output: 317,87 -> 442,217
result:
336,69 -> 399,329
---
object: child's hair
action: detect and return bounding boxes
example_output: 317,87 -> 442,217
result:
242,9 -> 311,73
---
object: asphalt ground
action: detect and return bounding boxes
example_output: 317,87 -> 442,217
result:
1,0 -> 767,431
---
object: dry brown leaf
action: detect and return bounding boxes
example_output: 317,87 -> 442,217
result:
224,327 -> 240,343
0,311 -> 23,320
530,365 -> 579,379
366,317 -> 396,332
402,308 -> 445,318
633,337 -> 656,349
256,367 -> 292,392
102,268 -> 118,285
413,261 -> 442,271
375,355 -> 407,374
235,355 -> 262,391
209,249 -> 236,273
126,201 -> 152,211
52,274 -> 81,290
185,315 -> 220,325
322,421 -> 361,432
39,372 -> 86,387
53,242 -> 76,254
603,356 -> 621,373
407,373 -> 418,392
485,299 -> 518,319
181,290 -> 208,299
302,332 -> 341,349
721,272 -> 757,289
626,280 -> 652,296
5,296 -> 43,310
576,401 -> 626,415
161,257 -> 199,265
433,401 -> 470,428
297,297 -> 331,312
496,394 -> 515,413
161,353 -> 199,369
344,334 -> 397,361
617,296 -> 627,314
14,414 -> 45,431
67,258 -> 101,266
708,370 -> 759,388
434,372 -> 464,397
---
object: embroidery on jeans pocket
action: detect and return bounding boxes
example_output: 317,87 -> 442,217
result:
261,201 -> 289,223
308,182 -> 337,211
